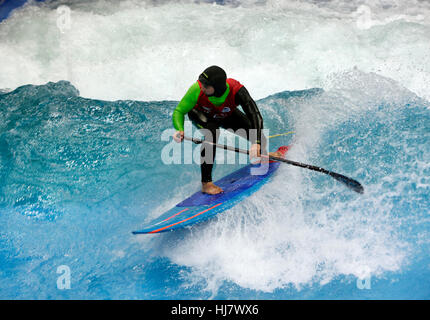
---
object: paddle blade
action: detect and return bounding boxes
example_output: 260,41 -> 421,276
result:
329,172 -> 364,194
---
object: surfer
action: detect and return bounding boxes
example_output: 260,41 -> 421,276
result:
172,65 -> 281,195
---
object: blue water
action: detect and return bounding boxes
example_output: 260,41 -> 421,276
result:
0,0 -> 429,300
0,0 -> 29,23
0,77 -> 428,299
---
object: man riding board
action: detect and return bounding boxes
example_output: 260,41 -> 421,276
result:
172,66 -> 281,195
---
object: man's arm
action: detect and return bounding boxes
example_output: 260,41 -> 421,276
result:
235,86 -> 263,145
172,82 -> 201,131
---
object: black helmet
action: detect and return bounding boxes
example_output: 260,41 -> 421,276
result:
198,65 -> 227,97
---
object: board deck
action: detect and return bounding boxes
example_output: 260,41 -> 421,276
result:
132,145 -> 290,234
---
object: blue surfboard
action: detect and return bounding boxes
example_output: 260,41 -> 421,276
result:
132,146 -> 290,234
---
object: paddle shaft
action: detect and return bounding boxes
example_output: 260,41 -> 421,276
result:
183,135 -> 364,194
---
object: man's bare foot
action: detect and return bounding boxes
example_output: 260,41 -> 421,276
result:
202,182 -> 224,195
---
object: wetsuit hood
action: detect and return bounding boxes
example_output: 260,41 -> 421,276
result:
198,65 -> 227,97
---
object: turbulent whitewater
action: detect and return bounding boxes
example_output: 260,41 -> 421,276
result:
0,0 -> 429,299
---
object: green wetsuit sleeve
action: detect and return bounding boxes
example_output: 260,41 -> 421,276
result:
172,82 -> 201,131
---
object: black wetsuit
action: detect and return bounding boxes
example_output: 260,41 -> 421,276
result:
188,87 -> 267,183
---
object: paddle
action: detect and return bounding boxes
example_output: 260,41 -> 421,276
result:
183,135 -> 364,194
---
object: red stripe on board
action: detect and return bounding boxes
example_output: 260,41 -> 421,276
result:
149,203 -> 223,234
161,208 -> 189,223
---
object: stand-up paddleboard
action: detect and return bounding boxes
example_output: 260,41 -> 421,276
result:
132,146 -> 290,234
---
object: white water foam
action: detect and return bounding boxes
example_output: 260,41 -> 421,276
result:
0,0 -> 429,101
158,172 -> 409,294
